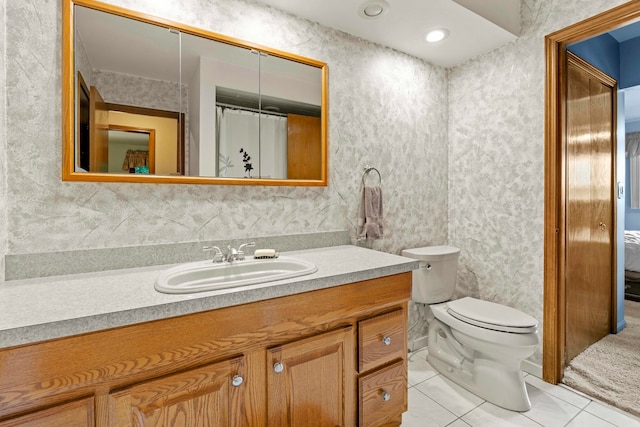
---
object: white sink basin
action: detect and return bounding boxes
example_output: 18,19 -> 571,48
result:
155,256 -> 318,294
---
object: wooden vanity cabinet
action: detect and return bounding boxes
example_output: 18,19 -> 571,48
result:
0,272 -> 411,426
357,309 -> 408,427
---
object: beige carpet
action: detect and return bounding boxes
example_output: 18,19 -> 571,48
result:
563,300 -> 640,417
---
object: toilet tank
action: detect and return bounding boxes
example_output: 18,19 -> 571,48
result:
401,246 -> 460,304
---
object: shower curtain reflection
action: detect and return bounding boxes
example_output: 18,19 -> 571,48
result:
216,106 -> 287,179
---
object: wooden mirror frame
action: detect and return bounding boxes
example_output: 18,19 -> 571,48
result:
62,0 -> 328,186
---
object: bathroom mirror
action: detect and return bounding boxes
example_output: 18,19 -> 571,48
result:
62,0 -> 328,186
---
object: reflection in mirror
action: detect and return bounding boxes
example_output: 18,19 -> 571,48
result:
73,5 -> 180,173
108,128 -> 153,174
179,31 -> 260,178
63,0 -> 327,185
260,53 -> 322,180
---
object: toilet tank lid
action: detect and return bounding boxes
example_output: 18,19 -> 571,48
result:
401,246 -> 460,260
447,297 -> 538,329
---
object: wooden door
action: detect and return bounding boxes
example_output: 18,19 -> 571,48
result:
109,356 -> 245,427
89,86 -> 109,172
287,114 -> 321,179
267,326 -> 355,427
565,51 -> 615,363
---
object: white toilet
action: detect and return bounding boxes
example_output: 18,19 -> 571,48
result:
401,246 -> 540,412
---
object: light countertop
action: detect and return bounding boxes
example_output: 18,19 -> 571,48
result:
0,245 -> 417,349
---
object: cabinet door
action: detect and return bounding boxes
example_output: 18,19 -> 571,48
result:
267,326 -> 355,426
0,397 -> 94,427
108,356 -> 245,427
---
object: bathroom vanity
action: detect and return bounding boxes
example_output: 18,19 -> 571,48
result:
0,245 -> 415,426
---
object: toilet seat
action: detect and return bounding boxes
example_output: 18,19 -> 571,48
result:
447,297 -> 538,334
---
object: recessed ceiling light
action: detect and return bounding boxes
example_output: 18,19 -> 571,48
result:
358,0 -> 390,20
425,28 -> 450,43
364,5 -> 383,17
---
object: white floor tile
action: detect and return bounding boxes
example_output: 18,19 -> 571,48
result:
565,411 -> 616,427
583,401 -> 640,427
414,374 -> 484,417
402,354 -> 639,427
400,387 -> 458,427
524,375 -> 590,409
461,402 -> 543,427
522,382 -> 582,427
408,349 -> 439,386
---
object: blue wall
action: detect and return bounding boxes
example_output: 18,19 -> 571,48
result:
568,33 -> 620,82
569,32 -> 640,89
621,37 -> 640,88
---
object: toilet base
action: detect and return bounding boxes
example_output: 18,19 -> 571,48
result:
427,351 -> 532,412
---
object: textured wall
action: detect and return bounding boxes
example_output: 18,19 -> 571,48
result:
0,0 -> 7,280
4,0 -> 448,257
4,0 -> 634,356
447,0 -> 628,356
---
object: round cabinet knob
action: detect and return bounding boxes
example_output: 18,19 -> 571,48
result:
381,391 -> 391,401
232,375 -> 243,387
382,336 -> 392,346
273,362 -> 284,373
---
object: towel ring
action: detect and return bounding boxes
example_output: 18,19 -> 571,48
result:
362,165 -> 382,186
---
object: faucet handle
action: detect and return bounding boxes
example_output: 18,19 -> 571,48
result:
203,245 -> 224,263
237,242 -> 256,260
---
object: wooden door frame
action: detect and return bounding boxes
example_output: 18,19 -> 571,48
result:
106,103 -> 186,175
544,1 -> 640,384
108,124 -> 156,174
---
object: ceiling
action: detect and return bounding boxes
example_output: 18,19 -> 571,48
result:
251,0 -> 521,68
249,0 -> 640,120
609,20 -> 640,43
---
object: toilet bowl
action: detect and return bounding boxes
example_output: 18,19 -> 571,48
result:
428,297 -> 539,411
402,246 -> 540,412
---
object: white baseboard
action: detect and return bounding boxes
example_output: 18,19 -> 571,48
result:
410,336 -> 429,352
522,359 -> 542,378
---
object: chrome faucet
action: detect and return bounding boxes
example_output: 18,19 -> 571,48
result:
224,242 -> 256,263
237,242 -> 256,260
226,245 -> 239,263
202,245 -> 224,263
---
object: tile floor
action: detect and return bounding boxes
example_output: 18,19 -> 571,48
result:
401,348 -> 640,427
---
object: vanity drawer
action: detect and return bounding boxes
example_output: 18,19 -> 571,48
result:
358,309 -> 406,373
358,360 -> 407,427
